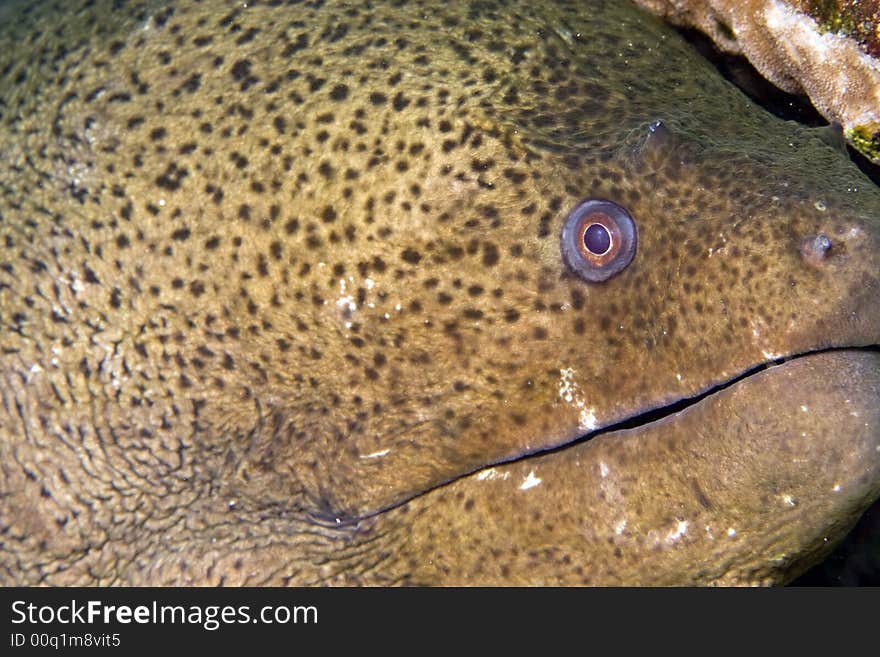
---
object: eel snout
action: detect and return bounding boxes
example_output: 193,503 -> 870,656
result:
381,350 -> 880,585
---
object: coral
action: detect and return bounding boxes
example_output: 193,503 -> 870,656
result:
635,0 -> 880,163
792,1 -> 880,58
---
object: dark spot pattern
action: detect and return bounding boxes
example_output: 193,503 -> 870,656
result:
0,0 -> 877,589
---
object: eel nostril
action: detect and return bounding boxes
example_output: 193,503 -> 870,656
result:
800,233 -> 833,266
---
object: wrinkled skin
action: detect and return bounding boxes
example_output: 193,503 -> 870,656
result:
0,0 -> 878,585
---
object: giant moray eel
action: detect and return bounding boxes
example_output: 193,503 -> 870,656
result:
0,0 -> 879,586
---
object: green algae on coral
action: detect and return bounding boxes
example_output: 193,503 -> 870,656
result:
792,0 -> 880,58
847,122 -> 880,163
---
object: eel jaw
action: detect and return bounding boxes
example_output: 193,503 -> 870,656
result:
384,349 -> 880,585
578,345 -> 880,443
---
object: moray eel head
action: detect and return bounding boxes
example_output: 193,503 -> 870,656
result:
0,0 -> 878,585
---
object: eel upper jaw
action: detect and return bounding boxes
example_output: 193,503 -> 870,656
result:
467,343 -> 880,480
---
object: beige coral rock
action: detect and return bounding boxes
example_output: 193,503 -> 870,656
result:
635,0 -> 880,162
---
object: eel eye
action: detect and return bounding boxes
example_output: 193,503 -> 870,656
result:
560,198 -> 638,282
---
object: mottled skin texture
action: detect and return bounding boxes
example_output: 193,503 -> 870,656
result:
0,0 -> 879,585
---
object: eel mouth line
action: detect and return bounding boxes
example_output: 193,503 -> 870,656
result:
549,344 -> 880,453
334,344 -> 880,526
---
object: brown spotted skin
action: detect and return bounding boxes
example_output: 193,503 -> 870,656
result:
0,0 -> 878,585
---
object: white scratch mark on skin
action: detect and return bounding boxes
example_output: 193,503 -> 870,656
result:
782,494 -> 797,507
558,368 -> 598,431
800,405 -> 809,413
614,519 -> 627,535
727,528 -> 737,537
558,368 -> 577,403
361,449 -> 390,459
520,470 -> 542,490
579,408 -> 598,431
476,468 -> 510,482
666,520 -> 689,544
752,319 -> 784,360
27,364 -> 42,383
599,461 -> 610,478
336,295 -> 356,314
